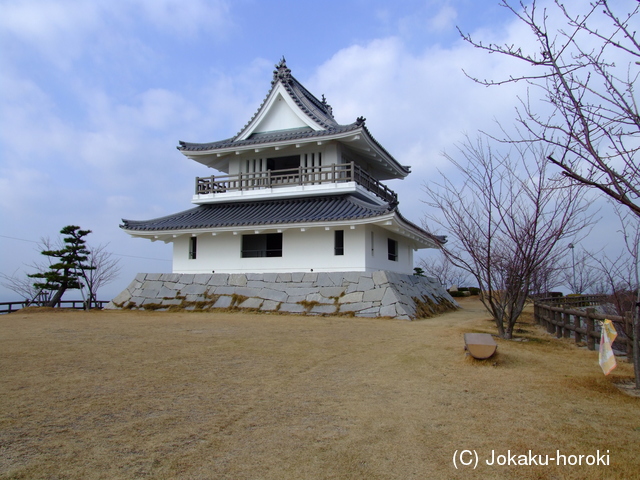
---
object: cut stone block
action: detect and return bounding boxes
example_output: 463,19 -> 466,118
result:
108,271 -> 458,320
279,303 -> 306,313
239,298 -> 263,309
260,300 -> 280,311
229,274 -> 247,286
213,296 -> 233,308
339,291 -> 364,304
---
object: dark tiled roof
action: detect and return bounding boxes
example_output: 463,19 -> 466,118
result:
177,123 -> 360,152
176,59 -> 410,175
121,195 -> 393,232
242,57 -> 339,133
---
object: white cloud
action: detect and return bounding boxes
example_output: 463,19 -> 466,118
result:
0,0 -> 233,70
427,4 -> 457,32
0,0 -> 632,300
134,0 -> 231,36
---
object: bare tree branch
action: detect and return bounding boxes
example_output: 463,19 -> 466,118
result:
424,136 -> 591,338
461,0 -> 640,218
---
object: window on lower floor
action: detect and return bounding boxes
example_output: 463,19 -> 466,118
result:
241,233 -> 283,258
189,236 -> 197,259
388,238 -> 398,261
334,230 -> 344,255
266,155 -> 300,171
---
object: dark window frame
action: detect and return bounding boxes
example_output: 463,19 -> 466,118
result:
241,233 -> 283,258
266,155 -> 300,171
387,238 -> 398,261
334,230 -> 344,256
189,236 -> 197,260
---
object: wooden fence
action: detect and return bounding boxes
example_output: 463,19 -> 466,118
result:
533,297 -> 634,359
0,300 -> 108,315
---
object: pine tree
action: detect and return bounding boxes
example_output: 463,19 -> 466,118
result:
28,226 -> 95,307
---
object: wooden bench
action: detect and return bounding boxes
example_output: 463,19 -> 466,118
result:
464,333 -> 498,359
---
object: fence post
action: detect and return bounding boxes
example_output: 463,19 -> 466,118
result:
547,310 -> 555,334
574,314 -> 582,344
586,308 -> 596,351
563,311 -> 571,339
625,312 -> 633,363
555,309 -> 563,338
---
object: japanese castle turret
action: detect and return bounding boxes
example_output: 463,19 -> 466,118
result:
113,59 -> 456,319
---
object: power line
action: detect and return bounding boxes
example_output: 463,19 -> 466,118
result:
0,234 -> 170,262
0,234 -> 39,244
112,253 -> 171,262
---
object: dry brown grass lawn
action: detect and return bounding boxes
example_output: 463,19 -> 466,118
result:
1,297 -> 638,480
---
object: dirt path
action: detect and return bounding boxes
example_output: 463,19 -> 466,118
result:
1,298 -> 638,479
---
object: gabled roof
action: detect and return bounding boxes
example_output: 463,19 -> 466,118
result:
120,194 -> 445,248
177,58 -> 410,179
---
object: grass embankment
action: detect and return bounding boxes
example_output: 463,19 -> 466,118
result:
1,298 -> 638,479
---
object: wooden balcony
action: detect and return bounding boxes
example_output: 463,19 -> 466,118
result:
195,162 -> 398,205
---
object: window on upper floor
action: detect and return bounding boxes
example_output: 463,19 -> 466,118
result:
266,155 -> 300,172
241,233 -> 283,258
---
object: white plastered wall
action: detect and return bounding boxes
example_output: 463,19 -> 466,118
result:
171,223 -> 414,274
363,224 -> 415,274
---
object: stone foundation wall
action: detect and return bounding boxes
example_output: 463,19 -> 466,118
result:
105,271 -> 458,320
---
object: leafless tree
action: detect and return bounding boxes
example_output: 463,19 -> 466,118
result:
81,244 -> 122,308
590,250 -> 637,314
1,237 -> 121,309
563,246 -> 603,294
573,204 -> 639,387
418,252 -> 469,289
529,253 -> 568,296
0,237 -> 59,305
460,0 -> 640,218
0,270 -> 42,303
424,137 -> 590,339
611,205 -> 639,386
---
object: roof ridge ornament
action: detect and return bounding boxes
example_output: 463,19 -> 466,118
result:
355,116 -> 366,126
321,94 -> 334,118
272,56 -> 292,85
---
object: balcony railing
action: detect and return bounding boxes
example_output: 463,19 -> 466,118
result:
195,162 -> 398,205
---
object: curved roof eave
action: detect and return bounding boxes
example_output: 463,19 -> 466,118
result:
176,58 -> 410,178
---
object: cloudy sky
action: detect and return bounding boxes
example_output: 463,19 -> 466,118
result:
0,0 -> 632,300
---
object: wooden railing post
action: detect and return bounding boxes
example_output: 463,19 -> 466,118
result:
547,310 -> 555,334
563,311 -> 571,339
574,314 -> 582,344
625,312 -> 633,362
586,308 -> 596,350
